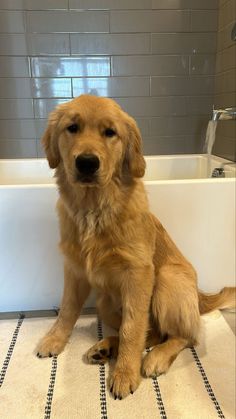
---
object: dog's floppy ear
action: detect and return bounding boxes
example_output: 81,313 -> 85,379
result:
123,114 -> 146,178
42,109 -> 61,169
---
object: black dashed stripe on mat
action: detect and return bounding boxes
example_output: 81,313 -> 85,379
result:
44,355 -> 58,419
97,318 -> 108,419
146,348 -> 167,419
0,314 -> 25,388
190,347 -> 225,419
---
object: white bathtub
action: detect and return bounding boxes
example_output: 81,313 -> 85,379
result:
0,154 -> 235,312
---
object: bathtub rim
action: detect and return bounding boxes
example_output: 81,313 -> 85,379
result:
0,153 -> 235,188
0,177 -> 235,189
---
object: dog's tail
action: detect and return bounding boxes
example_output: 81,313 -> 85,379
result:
198,287 -> 236,315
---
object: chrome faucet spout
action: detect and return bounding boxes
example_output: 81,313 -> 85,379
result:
212,107 -> 236,121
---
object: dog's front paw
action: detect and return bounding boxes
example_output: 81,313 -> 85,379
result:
109,366 -> 141,400
36,334 -> 67,358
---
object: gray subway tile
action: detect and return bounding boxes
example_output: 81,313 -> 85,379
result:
0,0 -> 68,9
217,22 -> 236,52
0,57 -> 30,77
0,11 -> 25,33
0,34 -> 27,56
28,34 -> 70,56
0,99 -> 34,119
114,97 -> 187,117
72,77 -> 150,97
215,69 -> 236,94
216,45 -> 236,74
26,11 -> 109,33
112,55 -> 189,76
34,99 -> 70,118
186,136 -> 202,154
149,116 -> 208,136
152,0 -> 218,9
27,0 -> 68,9
0,0 -> 25,8
151,76 -> 214,96
143,136 -> 189,155
0,120 -> 37,140
34,119 -> 47,138
219,0 -> 236,30
110,10 -> 190,33
135,118 -> 150,137
71,33 -> 150,55
186,96 -> 213,116
214,92 -> 236,109
36,139 -> 45,158
31,57 -> 110,77
188,0 -> 219,9
0,78 -> 32,98
32,78 -> 72,98
219,0 -> 229,6
0,140 -> 37,159
152,0 -> 188,9
191,10 -> 218,32
70,0 -> 151,9
190,55 -> 216,75
216,120 -> 236,140
151,33 -> 217,54
214,135 -> 236,161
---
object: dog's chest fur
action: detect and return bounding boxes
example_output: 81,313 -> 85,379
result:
59,199 -> 128,291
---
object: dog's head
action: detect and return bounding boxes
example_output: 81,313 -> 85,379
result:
42,95 -> 145,187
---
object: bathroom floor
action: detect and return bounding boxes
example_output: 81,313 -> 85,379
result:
0,311 -> 235,419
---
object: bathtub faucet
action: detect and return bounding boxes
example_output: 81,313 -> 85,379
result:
212,107 -> 236,121
211,162 -> 236,178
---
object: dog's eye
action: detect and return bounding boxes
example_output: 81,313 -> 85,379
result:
104,128 -> 116,138
67,123 -> 79,134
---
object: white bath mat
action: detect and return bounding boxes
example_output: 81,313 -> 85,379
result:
0,311 -> 235,419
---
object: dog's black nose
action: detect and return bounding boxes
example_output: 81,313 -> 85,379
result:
75,154 -> 100,175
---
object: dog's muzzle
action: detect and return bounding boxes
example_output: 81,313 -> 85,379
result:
75,154 -> 100,182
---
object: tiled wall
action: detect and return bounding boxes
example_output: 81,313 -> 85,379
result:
0,0 -> 219,158
213,0 -> 236,161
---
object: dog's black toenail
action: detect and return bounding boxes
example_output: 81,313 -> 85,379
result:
114,394 -> 117,400
130,390 -> 134,394
110,385 -> 113,393
92,353 -> 102,360
49,353 -> 53,358
119,396 -> 122,400
37,353 -> 42,358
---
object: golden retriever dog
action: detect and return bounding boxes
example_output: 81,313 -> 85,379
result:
36,95 -> 235,400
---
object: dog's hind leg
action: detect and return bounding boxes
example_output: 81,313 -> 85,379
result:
142,336 -> 189,377
142,265 -> 200,378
